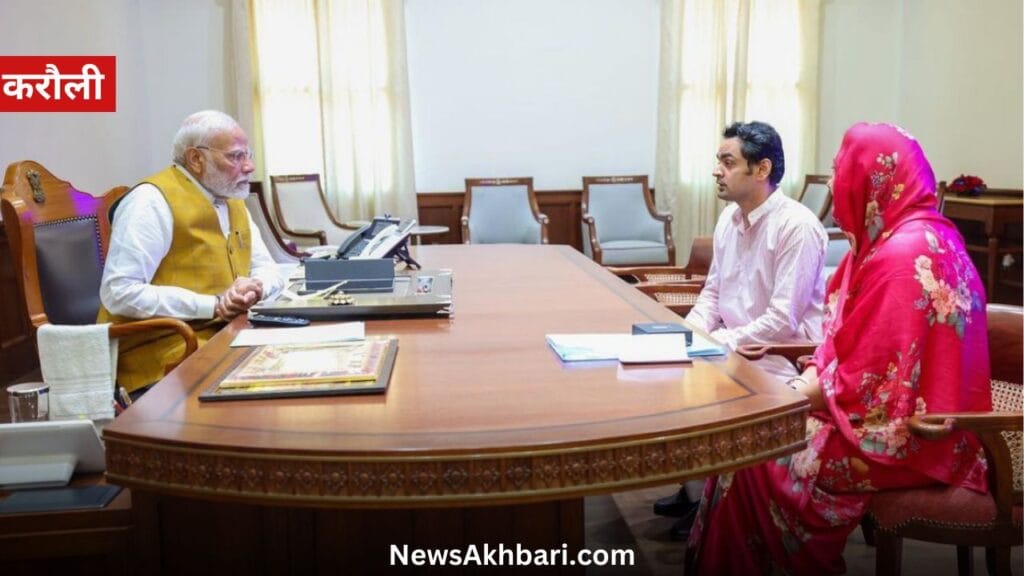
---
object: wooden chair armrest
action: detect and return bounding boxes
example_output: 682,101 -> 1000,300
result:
736,343 -> 820,367
285,228 -> 329,246
651,211 -> 673,224
460,216 -> 470,244
912,410 -> 1024,519
581,214 -> 601,261
108,318 -> 198,374
606,266 -> 706,283
910,411 -> 1023,439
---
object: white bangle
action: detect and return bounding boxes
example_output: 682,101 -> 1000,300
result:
786,376 -> 810,390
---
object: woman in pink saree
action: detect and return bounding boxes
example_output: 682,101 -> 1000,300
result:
687,123 -> 991,574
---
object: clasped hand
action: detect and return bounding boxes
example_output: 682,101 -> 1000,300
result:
215,277 -> 264,320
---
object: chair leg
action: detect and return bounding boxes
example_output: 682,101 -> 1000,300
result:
956,545 -> 974,576
985,546 -> 1011,576
874,530 -> 903,576
861,515 -> 877,547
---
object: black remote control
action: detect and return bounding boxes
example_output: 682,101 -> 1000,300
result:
248,313 -> 311,328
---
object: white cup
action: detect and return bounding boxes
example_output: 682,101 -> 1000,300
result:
7,382 -> 50,422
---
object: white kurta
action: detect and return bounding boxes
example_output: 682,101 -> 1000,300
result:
686,190 -> 827,379
100,164 -> 284,320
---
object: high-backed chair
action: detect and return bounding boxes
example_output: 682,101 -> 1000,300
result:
246,182 -> 308,263
270,173 -> 360,247
800,174 -> 833,222
867,304 -> 1023,576
581,175 -> 674,266
461,177 -> 548,244
607,236 -> 712,285
0,161 -> 196,375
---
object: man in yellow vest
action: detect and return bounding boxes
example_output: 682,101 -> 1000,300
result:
98,110 -> 284,395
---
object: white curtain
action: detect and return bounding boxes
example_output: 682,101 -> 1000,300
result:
655,0 -> 820,263
249,0 -> 417,221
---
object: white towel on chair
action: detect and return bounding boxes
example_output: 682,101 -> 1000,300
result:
37,323 -> 118,421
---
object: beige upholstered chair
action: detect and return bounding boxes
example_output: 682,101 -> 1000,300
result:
800,174 -> 833,222
824,228 -> 850,283
607,236 -> 712,285
245,182 -> 309,263
270,174 -> 360,247
581,175 -> 674,266
461,177 -> 548,244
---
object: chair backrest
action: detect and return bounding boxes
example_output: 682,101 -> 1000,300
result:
988,304 -> 1022,385
823,229 -> 850,282
684,236 -> 713,275
799,174 -> 832,221
987,304 -> 1023,494
0,161 -> 115,328
270,173 -> 347,245
462,177 -> 547,244
581,176 -> 664,244
245,182 -> 305,263
935,180 -> 948,214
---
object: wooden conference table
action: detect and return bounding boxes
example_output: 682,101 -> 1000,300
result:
103,245 -> 809,574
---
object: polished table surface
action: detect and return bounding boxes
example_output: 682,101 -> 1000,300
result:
103,245 -> 808,508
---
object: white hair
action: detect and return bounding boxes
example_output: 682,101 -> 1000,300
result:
171,110 -> 241,164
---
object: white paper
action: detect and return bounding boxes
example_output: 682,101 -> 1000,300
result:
545,334 -> 630,361
546,332 -> 726,363
619,334 -> 690,364
230,322 -> 365,347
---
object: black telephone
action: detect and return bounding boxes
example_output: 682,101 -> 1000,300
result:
333,216 -> 420,268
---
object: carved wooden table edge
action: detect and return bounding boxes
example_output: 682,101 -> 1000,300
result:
104,406 -> 807,508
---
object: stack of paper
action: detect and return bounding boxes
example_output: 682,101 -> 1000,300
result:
545,333 -> 726,363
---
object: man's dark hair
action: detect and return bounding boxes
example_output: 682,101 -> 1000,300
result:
722,121 -> 785,188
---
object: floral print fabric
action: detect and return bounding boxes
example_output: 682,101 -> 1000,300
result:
689,124 -> 991,575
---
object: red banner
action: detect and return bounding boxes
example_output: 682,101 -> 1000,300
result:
0,56 -> 116,112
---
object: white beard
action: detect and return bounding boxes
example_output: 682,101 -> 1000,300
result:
202,166 -> 249,200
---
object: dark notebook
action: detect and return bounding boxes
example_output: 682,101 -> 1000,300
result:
0,484 -> 122,514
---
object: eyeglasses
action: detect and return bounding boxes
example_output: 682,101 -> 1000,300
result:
195,146 -> 254,166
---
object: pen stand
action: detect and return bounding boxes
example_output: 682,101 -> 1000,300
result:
304,259 -> 395,292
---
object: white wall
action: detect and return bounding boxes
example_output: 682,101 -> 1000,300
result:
0,0 -> 234,195
0,0 -> 1019,196
405,0 -> 660,192
818,0 -> 1023,187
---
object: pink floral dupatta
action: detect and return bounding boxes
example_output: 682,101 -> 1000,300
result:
812,123 -> 990,490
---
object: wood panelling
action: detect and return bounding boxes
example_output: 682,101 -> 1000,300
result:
417,190 -> 584,250
416,193 -> 464,245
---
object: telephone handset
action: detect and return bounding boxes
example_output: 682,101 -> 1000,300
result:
353,224 -> 400,259
333,217 -> 418,266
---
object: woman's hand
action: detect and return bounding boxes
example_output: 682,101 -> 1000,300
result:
788,366 -> 825,411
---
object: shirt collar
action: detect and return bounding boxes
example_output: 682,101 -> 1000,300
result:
731,189 -> 785,231
173,163 -> 221,205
